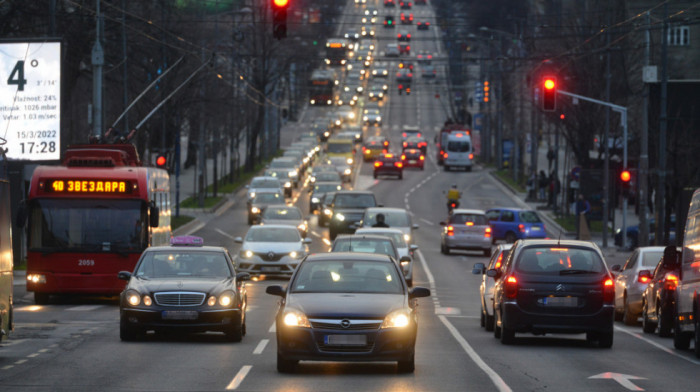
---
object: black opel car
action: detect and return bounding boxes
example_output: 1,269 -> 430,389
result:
118,236 -> 250,342
266,253 -> 430,373
490,239 -> 615,347
327,190 -> 378,240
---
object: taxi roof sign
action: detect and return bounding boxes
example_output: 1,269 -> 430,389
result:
170,236 -> 204,246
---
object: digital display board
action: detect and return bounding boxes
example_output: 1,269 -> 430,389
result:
0,41 -> 61,161
46,179 -> 133,194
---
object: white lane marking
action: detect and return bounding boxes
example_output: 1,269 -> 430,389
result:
38,349 -> 50,353
253,339 -> 269,355
225,365 -> 252,390
184,222 -> 205,236
614,325 -> 700,366
268,323 -> 276,333
435,307 -> 462,315
65,305 -> 103,312
27,353 -> 39,358
416,251 -> 512,392
2,365 -> 13,370
215,199 -> 236,217
420,218 -> 434,225
589,372 -> 647,391
215,228 -> 236,240
14,359 -> 27,365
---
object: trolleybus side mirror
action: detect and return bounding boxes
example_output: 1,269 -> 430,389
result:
149,204 -> 160,227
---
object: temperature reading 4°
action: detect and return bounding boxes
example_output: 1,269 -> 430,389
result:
7,60 -> 27,91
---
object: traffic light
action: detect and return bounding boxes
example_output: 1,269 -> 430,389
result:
272,0 -> 289,40
620,169 -> 631,197
483,80 -> 490,103
542,76 -> 556,111
156,154 -> 167,169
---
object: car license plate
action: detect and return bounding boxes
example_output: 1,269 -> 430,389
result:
162,311 -> 198,320
542,297 -> 577,307
325,334 -> 367,346
261,266 -> 281,272
409,160 -> 417,164
531,227 -> 541,231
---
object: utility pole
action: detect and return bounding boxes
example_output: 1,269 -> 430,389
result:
602,8 -> 612,248
656,4 -> 669,245
121,0 -> 129,135
91,0 -> 104,138
638,12 -> 651,246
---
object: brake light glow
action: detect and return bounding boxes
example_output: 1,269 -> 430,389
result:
638,274 -> 650,284
485,227 -> 492,238
469,153 -> 474,160
403,142 -> 408,148
444,153 -> 448,158
494,253 -> 503,269
419,155 -> 424,161
603,278 -> 614,302
383,141 -> 389,146
401,154 -> 406,160
396,162 -> 403,168
385,153 -> 393,158
664,273 -> 678,290
518,224 -> 526,233
447,225 -> 454,236
504,276 -> 518,299
549,248 -> 569,252
374,161 -> 383,167
466,222 -> 474,226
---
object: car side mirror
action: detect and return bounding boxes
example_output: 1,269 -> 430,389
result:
400,256 -> 412,263
611,264 -> 622,272
118,271 -> 132,281
266,285 -> 286,297
245,185 -> 250,189
303,238 -> 313,244
409,244 -> 419,251
408,286 -> 430,299
486,269 -> 501,279
662,245 -> 681,269
236,272 -> 251,281
472,263 -> 486,275
412,224 -> 419,230
234,237 -> 243,243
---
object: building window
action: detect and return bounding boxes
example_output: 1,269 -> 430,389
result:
668,26 -> 690,46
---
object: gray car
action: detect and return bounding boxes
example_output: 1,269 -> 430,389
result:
330,234 -> 413,285
359,207 -> 419,245
355,227 -> 418,286
259,205 -> 309,238
611,246 -> 665,325
440,209 -> 493,256
235,225 -> 311,277
246,176 -> 283,203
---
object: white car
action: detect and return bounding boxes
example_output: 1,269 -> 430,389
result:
355,227 -> 418,286
359,207 -> 419,245
235,225 -> 311,277
246,176 -> 283,203
472,244 -> 512,331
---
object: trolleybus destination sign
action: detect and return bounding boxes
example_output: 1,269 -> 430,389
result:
0,41 -> 61,161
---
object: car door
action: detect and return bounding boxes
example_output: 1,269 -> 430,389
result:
615,250 -> 638,308
486,209 -> 503,239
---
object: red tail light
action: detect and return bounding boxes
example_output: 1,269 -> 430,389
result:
603,278 -> 614,302
403,142 -> 407,148
383,141 -> 389,147
397,34 -> 401,38
638,275 -> 650,284
485,227 -> 492,238
401,154 -> 406,160
447,225 -> 454,236
518,224 -> 526,233
395,162 -> 403,168
664,273 -> 678,291
469,153 -> 474,160
407,34 -> 411,39
466,222 -> 474,226
419,155 -> 425,161
504,276 -> 518,299
374,161 -> 383,167
408,72 -> 413,77
444,153 -> 449,158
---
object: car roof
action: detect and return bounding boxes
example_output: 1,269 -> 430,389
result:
513,239 -> 601,249
356,227 -> 405,235
365,207 -> 407,214
335,190 -> 375,195
488,207 -> 534,213
452,209 -> 486,215
304,252 -> 393,263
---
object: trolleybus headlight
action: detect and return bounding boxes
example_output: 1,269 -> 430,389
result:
27,274 -> 46,284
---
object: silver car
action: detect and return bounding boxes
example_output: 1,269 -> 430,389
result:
471,244 -> 512,331
359,207 -> 419,245
246,176 -> 283,203
440,209 -> 492,256
330,234 -> 413,286
259,205 -> 308,238
235,225 -> 312,277
611,246 -> 665,325
355,227 -> 418,286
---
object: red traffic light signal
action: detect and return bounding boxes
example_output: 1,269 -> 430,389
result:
156,155 -> 167,168
620,170 -> 631,183
272,0 -> 289,39
542,76 -> 556,111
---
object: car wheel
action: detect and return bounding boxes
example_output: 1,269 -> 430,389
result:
444,165 -> 450,172
466,166 -> 472,172
622,296 -> 637,325
225,319 -> 243,342
505,232 -> 517,244
277,352 -> 297,373
373,172 -> 378,179
398,172 -> 403,180
642,301 -> 656,334
247,215 -> 253,225
500,325 -> 515,345
480,306 -> 486,327
120,317 -> 143,342
694,318 -> 700,358
485,304 -> 495,332
397,354 -> 415,373
484,248 -> 492,257
673,315 -> 691,349
596,331 -> 614,348
657,303 -> 673,337
34,292 -> 50,305
493,310 -> 502,339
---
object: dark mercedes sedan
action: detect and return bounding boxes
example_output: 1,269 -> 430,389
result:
118,236 -> 250,342
490,239 -> 615,347
266,253 -> 430,373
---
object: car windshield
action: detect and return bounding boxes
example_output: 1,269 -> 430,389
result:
334,194 -> 376,208
291,260 -> 403,294
245,227 -> 300,242
642,251 -> 664,267
450,213 -> 487,225
363,211 -> 409,226
316,173 -> 341,181
327,143 -> 353,153
135,251 -> 231,278
515,247 -> 605,275
447,140 -> 470,152
357,231 -> 406,248
332,238 -> 397,258
519,211 -> 542,223
265,170 -> 290,179
253,193 -> 283,204
269,160 -> 295,169
251,178 -> 280,188
262,208 -> 302,220
315,183 -> 342,193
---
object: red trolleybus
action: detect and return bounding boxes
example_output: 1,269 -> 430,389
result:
21,143 -> 170,304
309,69 -> 335,106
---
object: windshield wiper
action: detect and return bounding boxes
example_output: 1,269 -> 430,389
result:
559,269 -> 597,275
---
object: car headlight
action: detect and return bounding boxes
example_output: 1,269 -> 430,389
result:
381,309 -> 411,328
404,234 -> 411,242
283,309 -> 311,328
324,208 -> 333,216
251,207 -> 260,214
297,222 -> 307,232
289,251 -> 299,258
347,158 -> 354,165
311,197 -> 320,203
349,113 -> 355,119
125,290 -> 149,307
310,177 -> 317,183
379,93 -> 383,97
249,192 -> 256,199
335,213 -> 346,221
372,70 -> 377,75
289,170 -> 298,177
324,131 -> 330,137
241,250 -> 254,259
219,292 -> 235,307
284,181 -> 292,188
335,120 -> 341,125
344,168 -> 352,175
376,117 -> 382,122
363,116 -> 368,121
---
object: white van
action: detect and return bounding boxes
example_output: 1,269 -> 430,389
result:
443,131 -> 473,171
675,187 -> 700,355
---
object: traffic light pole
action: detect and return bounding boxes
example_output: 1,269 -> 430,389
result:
556,90 -> 628,249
